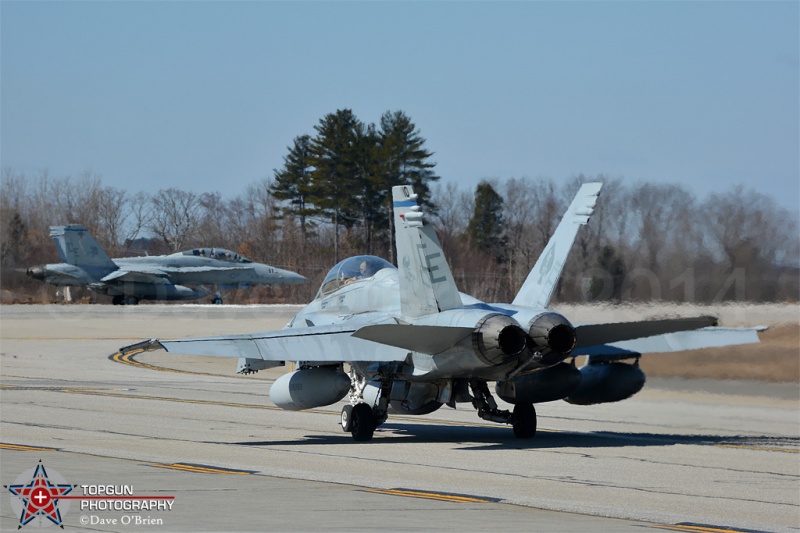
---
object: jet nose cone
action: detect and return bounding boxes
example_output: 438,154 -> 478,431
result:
288,273 -> 308,285
27,265 -> 46,280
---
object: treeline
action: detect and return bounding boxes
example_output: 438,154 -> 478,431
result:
1,109 -> 798,304
435,177 -> 799,304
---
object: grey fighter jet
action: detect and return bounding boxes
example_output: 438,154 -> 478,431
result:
28,225 -> 307,305
124,184 -> 762,441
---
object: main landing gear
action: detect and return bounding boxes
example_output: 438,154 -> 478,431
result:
111,295 -> 139,305
511,402 -> 537,439
341,403 -> 377,442
340,375 -> 538,442
470,380 -> 537,439
341,370 -> 389,442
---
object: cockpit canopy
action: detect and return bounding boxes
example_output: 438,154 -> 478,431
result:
316,255 -> 395,298
183,248 -> 253,263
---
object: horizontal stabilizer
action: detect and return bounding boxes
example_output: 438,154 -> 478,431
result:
353,324 -> 475,355
574,326 -> 764,360
574,316 -> 718,349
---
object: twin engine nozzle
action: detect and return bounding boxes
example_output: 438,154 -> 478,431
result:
527,312 -> 577,364
473,312 -> 576,367
26,265 -> 46,280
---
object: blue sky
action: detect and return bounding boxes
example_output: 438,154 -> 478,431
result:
2,1 -> 798,210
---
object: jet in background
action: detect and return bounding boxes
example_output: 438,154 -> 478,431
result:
27,224 -> 307,305
124,184 -> 762,441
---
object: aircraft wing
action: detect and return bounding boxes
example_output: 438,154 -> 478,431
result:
101,267 -> 170,284
121,322 -> 412,363
573,326 -> 765,362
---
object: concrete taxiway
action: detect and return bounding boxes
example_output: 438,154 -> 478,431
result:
1,305 -> 798,532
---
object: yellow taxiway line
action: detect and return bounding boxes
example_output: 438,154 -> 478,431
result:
653,524 -> 756,533
0,443 -> 59,452
149,462 -> 252,475
364,488 -> 492,504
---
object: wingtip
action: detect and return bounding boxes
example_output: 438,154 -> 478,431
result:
119,338 -> 165,354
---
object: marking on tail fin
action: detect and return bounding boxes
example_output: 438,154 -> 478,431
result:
393,186 -> 462,318
417,243 -> 447,284
512,182 -> 602,308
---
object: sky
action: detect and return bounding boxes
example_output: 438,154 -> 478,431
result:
2,1 -> 798,211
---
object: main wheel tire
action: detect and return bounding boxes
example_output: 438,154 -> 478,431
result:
512,402 -> 537,439
112,295 -> 124,305
350,403 -> 376,442
124,296 -> 139,305
341,404 -> 353,432
212,297 -> 223,305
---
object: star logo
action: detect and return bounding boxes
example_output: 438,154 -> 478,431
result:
6,461 -> 75,529
536,245 -> 556,284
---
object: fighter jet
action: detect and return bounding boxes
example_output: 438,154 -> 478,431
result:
27,224 -> 307,305
123,184 -> 762,441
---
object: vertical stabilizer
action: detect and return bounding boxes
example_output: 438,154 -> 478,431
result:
511,182 -> 602,308
392,185 -> 462,318
50,225 -> 117,270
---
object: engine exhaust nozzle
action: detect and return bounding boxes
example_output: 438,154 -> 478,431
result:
473,314 -> 527,366
27,265 -> 46,281
527,312 -> 577,363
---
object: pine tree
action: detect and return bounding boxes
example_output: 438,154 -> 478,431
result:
271,109 -> 440,262
379,110 -> 438,201
308,109 -> 363,262
467,181 -> 507,263
352,123 -> 384,255
271,135 -> 316,252
377,110 -> 439,262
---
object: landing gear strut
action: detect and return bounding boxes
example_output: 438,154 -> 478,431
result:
341,369 -> 391,441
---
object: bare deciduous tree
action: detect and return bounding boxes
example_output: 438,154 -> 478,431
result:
149,188 -> 203,252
